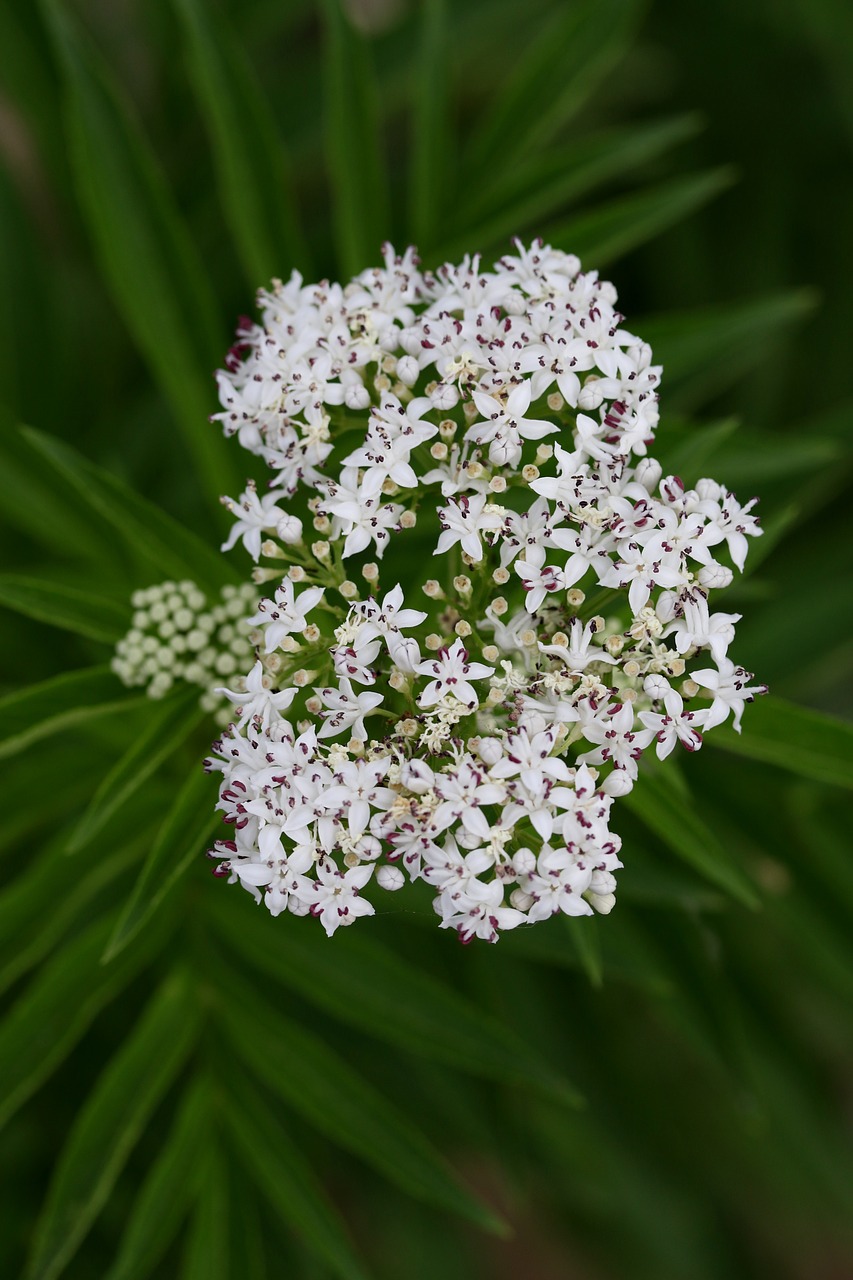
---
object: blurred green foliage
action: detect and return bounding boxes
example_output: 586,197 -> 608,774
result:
0,1 -> 852,1278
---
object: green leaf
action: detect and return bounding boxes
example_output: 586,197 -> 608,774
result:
0,840 -> 140,996
708,697 -> 853,790
215,968 -> 507,1234
0,665 -> 140,760
0,915 -> 164,1130
0,573 -> 129,642
209,896 -> 580,1104
21,427 -> 238,595
320,0 -> 389,276
624,769 -> 760,909
27,970 -> 201,1280
104,1080 -> 212,1280
564,915 -> 603,988
465,0 -> 642,176
67,687 -> 204,853
180,1136 -> 230,1280
640,290 -> 818,413
548,169 -> 735,266
103,766 -> 219,961
409,0 -> 449,248
174,0 -> 308,287
39,0 -> 233,503
445,114 -> 702,261
226,1088 -> 373,1280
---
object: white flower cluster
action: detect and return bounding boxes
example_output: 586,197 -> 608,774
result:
206,241 -> 767,943
113,580 -> 257,718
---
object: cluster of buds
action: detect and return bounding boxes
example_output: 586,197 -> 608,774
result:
113,581 -> 257,720
203,241 -> 766,942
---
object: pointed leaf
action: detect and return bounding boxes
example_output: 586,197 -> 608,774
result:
67,687 -> 205,853
708,697 -> 853,790
564,915 -> 603,988
0,665 -> 140,760
103,767 -> 219,961
320,0 -> 389,276
28,971 -> 201,1280
409,0 -> 450,248
39,0 -> 232,501
21,427 -> 238,594
104,1080 -> 212,1280
465,0 -> 642,175
209,896 -> 580,1104
548,169 -> 735,266
0,914 -> 165,1130
446,114 -> 702,260
226,1089 -> 373,1280
216,969 -> 507,1233
641,290 -> 818,412
180,1137 -> 229,1280
624,769 -> 760,909
174,0 -> 308,286
0,574 -> 130,642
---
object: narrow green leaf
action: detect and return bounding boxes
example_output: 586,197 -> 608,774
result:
0,842 -> 140,996
655,418 -> 740,488
708,697 -> 853,790
104,1080 -> 212,1280
548,169 -> 735,266
564,915 -> 603,988
216,969 -> 507,1233
465,0 -> 642,175
21,427 -> 238,595
641,290 -> 818,413
39,0 -> 232,502
409,0 -> 449,248
67,687 -> 204,853
624,769 -> 760,909
181,1137 -> 230,1280
0,915 -> 163,1130
28,971 -> 200,1280
209,896 -> 580,1104
320,0 -> 389,276
0,665 -> 140,760
174,0 -> 308,286
0,413 -> 127,569
0,574 -> 129,642
226,1089 -> 373,1280
445,114 -> 702,261
103,767 -> 219,961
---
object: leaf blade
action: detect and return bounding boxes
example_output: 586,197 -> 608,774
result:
0,574 -> 130,642
0,666 -> 140,760
103,767 -> 219,961
708,698 -> 853,790
28,971 -> 201,1280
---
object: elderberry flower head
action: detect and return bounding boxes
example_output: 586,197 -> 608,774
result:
205,241 -> 767,942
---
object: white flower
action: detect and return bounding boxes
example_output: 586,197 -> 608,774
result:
200,240 -> 766,943
316,678 -> 384,741
416,639 -> 494,711
221,484 -> 289,561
